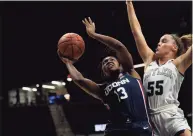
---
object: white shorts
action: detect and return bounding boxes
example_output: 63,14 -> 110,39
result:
149,105 -> 191,136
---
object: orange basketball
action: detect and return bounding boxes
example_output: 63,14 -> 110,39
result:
58,33 -> 85,61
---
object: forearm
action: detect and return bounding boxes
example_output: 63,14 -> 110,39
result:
126,2 -> 142,34
186,46 -> 192,61
175,46 -> 192,74
91,32 -> 135,71
91,32 -> 124,51
66,63 -> 84,81
82,17 -> 134,71
93,33 -> 135,70
65,62 -> 102,100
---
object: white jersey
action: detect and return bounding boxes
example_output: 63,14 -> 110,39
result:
143,59 -> 184,110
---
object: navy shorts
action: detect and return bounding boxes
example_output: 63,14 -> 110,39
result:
104,121 -> 153,136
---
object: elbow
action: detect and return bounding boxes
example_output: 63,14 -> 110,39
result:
115,42 -> 127,51
70,72 -> 84,83
73,78 -> 87,87
189,54 -> 192,61
73,76 -> 85,84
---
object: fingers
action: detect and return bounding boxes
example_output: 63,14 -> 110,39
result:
126,0 -> 132,4
57,49 -> 62,57
57,50 -> 76,64
82,17 -> 94,26
82,20 -> 86,25
84,18 -> 90,25
57,49 -> 66,59
88,17 -> 93,24
82,18 -> 89,26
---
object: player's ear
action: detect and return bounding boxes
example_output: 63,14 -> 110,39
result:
117,61 -> 121,67
172,44 -> 178,52
101,70 -> 106,80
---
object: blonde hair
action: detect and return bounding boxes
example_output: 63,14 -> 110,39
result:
170,34 -> 192,56
180,34 -> 192,52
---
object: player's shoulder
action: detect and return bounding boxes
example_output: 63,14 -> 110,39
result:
123,72 -> 141,81
147,60 -> 157,66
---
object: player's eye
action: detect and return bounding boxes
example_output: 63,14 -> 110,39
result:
102,59 -> 108,65
162,39 -> 167,43
110,58 -> 114,61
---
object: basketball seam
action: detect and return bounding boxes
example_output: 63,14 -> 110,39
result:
75,35 -> 84,54
59,39 -> 72,55
69,34 -> 74,59
76,43 -> 83,54
76,39 -> 83,41
62,44 -> 70,57
58,40 -> 71,46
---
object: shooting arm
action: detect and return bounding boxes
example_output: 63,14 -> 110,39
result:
65,62 -> 102,100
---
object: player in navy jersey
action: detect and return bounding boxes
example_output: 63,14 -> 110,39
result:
58,17 -> 153,136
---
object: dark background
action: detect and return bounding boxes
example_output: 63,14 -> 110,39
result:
1,1 -> 192,136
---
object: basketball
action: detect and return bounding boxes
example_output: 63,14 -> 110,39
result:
58,33 -> 85,61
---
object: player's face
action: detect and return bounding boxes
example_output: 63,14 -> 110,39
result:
155,34 -> 178,57
101,56 -> 120,77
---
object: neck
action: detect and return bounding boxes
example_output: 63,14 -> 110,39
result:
158,56 -> 174,65
157,52 -> 176,65
107,70 -> 120,81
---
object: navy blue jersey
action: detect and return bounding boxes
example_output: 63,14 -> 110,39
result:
99,73 -> 149,123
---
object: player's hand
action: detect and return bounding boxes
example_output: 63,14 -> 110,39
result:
126,0 -> 132,5
82,17 -> 96,38
57,49 -> 73,64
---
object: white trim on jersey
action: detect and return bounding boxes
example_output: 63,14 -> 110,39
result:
137,80 -> 154,136
134,63 -> 145,69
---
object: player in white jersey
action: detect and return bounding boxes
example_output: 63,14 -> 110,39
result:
126,1 -> 192,136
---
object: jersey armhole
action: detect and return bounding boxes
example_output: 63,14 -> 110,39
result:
144,54 -> 157,71
144,61 -> 153,73
171,60 -> 185,77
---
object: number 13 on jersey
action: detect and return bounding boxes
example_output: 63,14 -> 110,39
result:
114,87 -> 128,102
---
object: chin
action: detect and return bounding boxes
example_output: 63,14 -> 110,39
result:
109,67 -> 118,71
155,52 -> 161,57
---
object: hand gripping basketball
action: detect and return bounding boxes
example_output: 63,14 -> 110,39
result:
57,49 -> 75,64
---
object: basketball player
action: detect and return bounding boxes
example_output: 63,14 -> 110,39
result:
126,1 -> 192,136
57,17 -> 153,136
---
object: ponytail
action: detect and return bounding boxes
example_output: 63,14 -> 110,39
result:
180,34 -> 192,52
171,33 -> 192,56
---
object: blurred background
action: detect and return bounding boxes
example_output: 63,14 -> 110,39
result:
1,1 -> 192,136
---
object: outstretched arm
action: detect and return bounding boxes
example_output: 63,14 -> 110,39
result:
82,17 -> 137,76
173,46 -> 192,74
57,50 -> 102,100
126,1 -> 155,67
